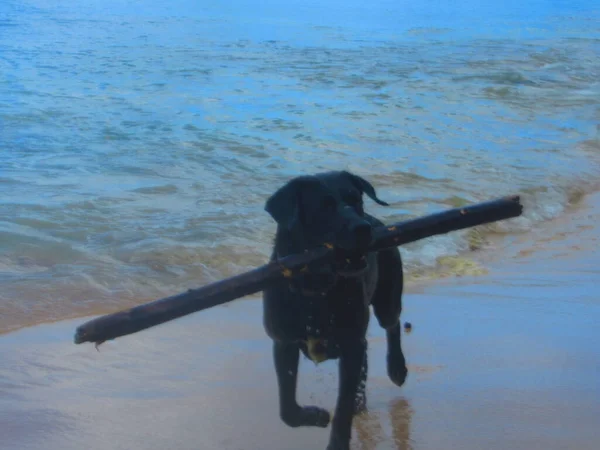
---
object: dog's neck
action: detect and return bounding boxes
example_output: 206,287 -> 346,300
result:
273,227 -> 338,297
272,226 -> 307,258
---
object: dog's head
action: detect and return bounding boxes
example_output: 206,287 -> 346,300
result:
265,171 -> 389,275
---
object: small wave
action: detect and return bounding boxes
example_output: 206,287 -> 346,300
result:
482,183 -> 589,234
406,256 -> 489,283
406,27 -> 453,36
131,184 -> 179,195
454,70 -> 538,87
111,238 -> 270,279
0,256 -> 48,275
397,179 -> 595,281
100,126 -> 135,141
482,86 -> 517,99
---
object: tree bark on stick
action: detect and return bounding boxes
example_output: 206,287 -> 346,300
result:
74,195 -> 522,346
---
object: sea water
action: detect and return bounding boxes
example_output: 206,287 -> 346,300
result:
1,0 -> 599,331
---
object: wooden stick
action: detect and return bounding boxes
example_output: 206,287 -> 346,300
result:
74,195 -> 522,346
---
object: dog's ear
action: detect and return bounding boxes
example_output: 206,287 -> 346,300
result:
265,178 -> 303,228
343,171 -> 389,206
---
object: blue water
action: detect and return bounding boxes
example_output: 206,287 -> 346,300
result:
1,0 -> 599,331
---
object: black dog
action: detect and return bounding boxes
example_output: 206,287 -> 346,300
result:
263,171 -> 407,450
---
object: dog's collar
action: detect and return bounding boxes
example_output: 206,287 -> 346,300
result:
288,283 -> 331,297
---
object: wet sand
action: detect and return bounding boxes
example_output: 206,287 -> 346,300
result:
2,196 -> 600,450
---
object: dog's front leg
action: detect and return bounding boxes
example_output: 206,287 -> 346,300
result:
273,341 -> 330,428
327,338 -> 366,450
354,342 -> 368,414
386,322 -> 408,387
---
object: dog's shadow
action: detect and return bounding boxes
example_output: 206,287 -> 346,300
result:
353,397 -> 413,450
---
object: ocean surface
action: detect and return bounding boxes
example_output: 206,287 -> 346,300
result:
1,0 -> 599,332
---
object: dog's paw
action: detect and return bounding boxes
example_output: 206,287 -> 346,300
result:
281,406 -> 330,428
387,356 -> 408,387
302,406 -> 331,427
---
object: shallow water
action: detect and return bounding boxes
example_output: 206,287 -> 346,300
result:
1,0 -> 599,331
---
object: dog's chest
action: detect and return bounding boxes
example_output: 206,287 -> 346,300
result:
299,270 -> 375,363
264,251 -> 379,363
302,283 -> 367,329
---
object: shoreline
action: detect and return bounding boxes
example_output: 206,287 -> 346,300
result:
1,188 -> 594,337
2,194 -> 600,449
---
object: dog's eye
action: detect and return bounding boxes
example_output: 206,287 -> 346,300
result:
322,195 -> 337,212
355,201 -> 365,216
344,191 -> 364,215
345,192 -> 362,205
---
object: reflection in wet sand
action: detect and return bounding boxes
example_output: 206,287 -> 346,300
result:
354,408 -> 386,450
354,398 -> 413,450
390,398 -> 413,450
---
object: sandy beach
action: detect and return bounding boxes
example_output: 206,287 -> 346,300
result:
2,1 -> 599,448
2,193 -> 600,450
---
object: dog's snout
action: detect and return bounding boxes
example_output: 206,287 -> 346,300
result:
352,222 -> 372,248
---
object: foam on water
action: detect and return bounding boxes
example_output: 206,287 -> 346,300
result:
1,0 -> 599,332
